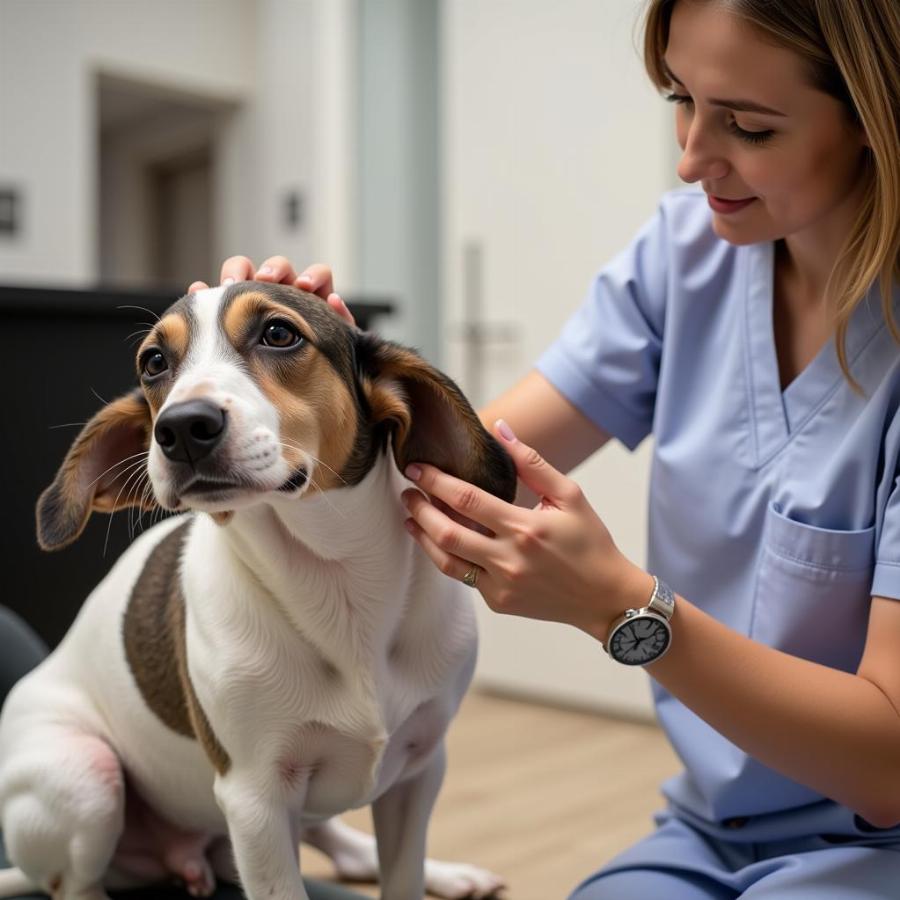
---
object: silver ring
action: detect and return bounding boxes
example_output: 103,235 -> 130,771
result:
461,564 -> 481,588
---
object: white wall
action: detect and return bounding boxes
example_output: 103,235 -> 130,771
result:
442,0 -> 673,718
0,0 -> 346,291
0,0 -> 255,285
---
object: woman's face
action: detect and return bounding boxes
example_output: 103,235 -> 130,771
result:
665,0 -> 869,249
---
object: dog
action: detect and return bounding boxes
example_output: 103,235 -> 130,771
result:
0,281 -> 516,900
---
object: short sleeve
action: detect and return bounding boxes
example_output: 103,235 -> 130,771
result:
535,200 -> 670,451
872,410 -> 900,600
873,483 -> 900,601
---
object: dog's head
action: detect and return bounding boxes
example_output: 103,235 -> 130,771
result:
37,282 -> 517,550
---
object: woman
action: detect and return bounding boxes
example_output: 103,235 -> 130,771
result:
193,0 -> 900,895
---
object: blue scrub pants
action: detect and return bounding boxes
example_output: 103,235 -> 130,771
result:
570,811 -> 900,899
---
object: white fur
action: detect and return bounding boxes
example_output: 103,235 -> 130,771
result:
0,289 -> 504,900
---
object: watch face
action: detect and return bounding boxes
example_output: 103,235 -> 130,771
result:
609,615 -> 671,666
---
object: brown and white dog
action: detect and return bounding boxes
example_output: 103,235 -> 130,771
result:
0,282 -> 516,900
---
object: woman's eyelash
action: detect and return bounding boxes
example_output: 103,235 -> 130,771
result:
664,93 -> 775,145
728,123 -> 775,145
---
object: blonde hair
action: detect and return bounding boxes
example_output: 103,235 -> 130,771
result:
643,0 -> 900,388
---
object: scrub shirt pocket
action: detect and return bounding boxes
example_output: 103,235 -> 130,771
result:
750,502 -> 875,673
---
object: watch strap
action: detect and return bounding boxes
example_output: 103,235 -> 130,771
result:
647,576 -> 675,621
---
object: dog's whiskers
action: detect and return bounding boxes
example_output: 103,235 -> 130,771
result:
125,328 -> 153,346
130,473 -> 156,536
277,440 -> 350,488
86,451 -> 150,490
102,462 -> 150,557
117,304 -> 160,322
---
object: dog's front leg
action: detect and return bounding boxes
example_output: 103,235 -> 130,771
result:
371,742 -> 447,900
214,771 -> 309,900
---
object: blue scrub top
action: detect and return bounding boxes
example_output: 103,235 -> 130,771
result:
537,187 -> 900,833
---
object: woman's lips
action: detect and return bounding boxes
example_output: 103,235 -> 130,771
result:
707,194 -> 756,214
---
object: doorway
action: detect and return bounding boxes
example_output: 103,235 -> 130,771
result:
97,72 -> 233,290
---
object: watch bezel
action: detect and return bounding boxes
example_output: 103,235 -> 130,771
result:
606,610 -> 672,666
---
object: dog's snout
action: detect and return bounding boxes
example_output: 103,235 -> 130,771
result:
154,400 -> 226,465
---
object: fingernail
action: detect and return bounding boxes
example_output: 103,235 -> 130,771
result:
222,276 -> 235,286
405,464 -> 422,481
497,419 -> 517,442
298,272 -> 313,283
258,265 -> 273,276
404,518 -> 418,535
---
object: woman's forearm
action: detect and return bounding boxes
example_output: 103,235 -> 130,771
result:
643,591 -> 900,826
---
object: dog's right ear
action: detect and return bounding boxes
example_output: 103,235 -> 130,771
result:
354,333 -> 517,503
37,389 -> 154,551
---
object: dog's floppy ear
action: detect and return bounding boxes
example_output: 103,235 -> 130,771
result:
37,388 -> 155,551
355,333 -> 517,502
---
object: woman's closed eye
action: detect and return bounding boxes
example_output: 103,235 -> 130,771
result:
665,92 -> 693,107
729,121 -> 775,145
665,92 -> 775,145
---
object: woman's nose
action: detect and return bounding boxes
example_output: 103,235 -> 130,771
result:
676,121 -> 730,184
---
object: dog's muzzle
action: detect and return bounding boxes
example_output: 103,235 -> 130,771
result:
155,400 -> 227,466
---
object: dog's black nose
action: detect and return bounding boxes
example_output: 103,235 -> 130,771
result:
154,400 -> 226,465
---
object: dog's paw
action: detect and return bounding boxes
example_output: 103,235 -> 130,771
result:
424,860 -> 506,899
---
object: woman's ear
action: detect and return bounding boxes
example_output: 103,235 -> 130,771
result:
355,333 -> 517,502
37,389 -> 155,551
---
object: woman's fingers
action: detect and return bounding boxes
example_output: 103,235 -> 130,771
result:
493,420 -> 582,508
326,293 -> 356,326
403,509 -> 491,591
293,264 -> 355,325
255,255 -> 299,284
404,464 -> 513,534
402,489 -> 495,570
219,255 -> 256,285
294,263 -> 335,298
194,259 -> 356,327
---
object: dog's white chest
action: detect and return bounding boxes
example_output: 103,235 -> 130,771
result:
269,693 -> 454,820
183,515 -> 476,820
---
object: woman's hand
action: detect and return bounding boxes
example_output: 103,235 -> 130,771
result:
188,257 -> 355,326
401,420 -> 653,641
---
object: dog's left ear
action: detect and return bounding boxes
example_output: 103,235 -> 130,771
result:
356,333 -> 517,502
37,389 -> 155,551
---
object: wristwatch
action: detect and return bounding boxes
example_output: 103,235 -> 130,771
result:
604,576 -> 675,666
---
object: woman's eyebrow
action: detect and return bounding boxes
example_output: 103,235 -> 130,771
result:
663,61 -> 788,117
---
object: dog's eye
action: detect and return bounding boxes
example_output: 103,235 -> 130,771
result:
140,349 -> 168,378
262,320 -> 302,349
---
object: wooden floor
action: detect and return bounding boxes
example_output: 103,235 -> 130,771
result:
302,690 -> 680,899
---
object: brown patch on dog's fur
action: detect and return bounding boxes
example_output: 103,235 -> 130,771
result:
220,289 -> 359,491
156,313 -> 190,363
123,520 -> 232,775
136,301 -> 194,415
37,389 -> 155,550
256,358 -> 358,492
222,290 -> 318,350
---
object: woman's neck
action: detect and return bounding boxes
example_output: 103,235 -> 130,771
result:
777,177 -> 868,309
